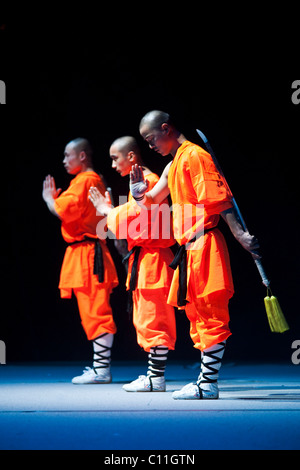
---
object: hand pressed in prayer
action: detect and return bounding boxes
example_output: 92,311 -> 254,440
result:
89,187 -> 112,216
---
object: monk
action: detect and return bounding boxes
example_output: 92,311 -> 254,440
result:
129,111 -> 260,399
89,136 -> 176,392
42,138 -> 118,384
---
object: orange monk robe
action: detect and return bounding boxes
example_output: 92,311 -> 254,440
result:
54,171 -> 118,340
107,173 -> 176,351
167,141 -> 234,350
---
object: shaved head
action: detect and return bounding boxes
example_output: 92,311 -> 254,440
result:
68,138 -> 93,161
139,110 -> 185,157
63,137 -> 94,175
109,136 -> 143,177
110,136 -> 141,158
139,110 -> 173,132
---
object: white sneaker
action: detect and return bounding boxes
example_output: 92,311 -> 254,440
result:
172,382 -> 219,400
72,367 -> 112,384
123,375 -> 166,392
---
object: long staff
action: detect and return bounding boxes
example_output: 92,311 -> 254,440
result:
196,129 -> 289,333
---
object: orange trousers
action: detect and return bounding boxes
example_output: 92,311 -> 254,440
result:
132,287 -> 176,353
74,281 -> 117,341
185,291 -> 231,351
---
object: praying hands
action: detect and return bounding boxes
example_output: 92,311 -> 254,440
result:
89,187 -> 113,216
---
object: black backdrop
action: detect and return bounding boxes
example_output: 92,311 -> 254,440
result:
1,19 -> 299,364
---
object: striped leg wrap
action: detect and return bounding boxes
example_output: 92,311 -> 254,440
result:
147,346 -> 169,378
93,333 -> 113,373
197,341 -> 226,393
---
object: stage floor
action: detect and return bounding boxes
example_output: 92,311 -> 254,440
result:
0,361 -> 299,450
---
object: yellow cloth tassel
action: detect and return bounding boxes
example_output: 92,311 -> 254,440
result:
264,293 -> 289,333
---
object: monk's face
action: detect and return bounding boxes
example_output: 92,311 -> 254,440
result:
109,145 -> 132,177
63,143 -> 83,175
140,123 -> 172,157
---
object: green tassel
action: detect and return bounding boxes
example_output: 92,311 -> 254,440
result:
264,291 -> 289,333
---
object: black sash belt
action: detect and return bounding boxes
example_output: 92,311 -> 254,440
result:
68,237 -> 104,283
122,246 -> 141,291
169,226 -> 217,307
122,246 -> 142,314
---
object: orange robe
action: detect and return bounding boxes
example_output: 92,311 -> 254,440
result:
54,171 -> 118,340
107,173 -> 176,352
167,141 -> 234,350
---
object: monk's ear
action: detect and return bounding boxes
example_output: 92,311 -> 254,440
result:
161,123 -> 170,134
127,151 -> 135,162
79,151 -> 87,162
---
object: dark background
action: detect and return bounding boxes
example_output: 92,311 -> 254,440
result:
1,17 -> 299,365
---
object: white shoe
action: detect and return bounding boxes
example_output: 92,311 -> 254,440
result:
123,375 -> 166,392
72,367 -> 112,384
172,382 -> 219,400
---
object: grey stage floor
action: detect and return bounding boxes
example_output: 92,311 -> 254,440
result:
0,361 -> 299,450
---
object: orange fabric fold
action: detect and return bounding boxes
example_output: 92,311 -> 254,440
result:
54,171 -> 118,340
107,172 -> 176,351
167,141 -> 234,307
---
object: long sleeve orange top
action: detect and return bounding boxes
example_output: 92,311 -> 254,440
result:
167,141 -> 234,304
54,171 -> 118,297
107,173 -> 175,290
